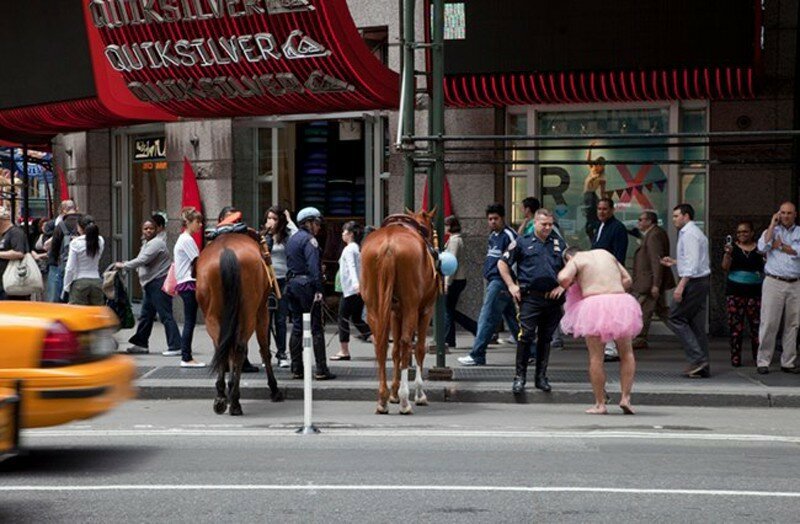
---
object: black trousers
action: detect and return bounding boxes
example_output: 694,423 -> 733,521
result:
338,294 -> 371,343
516,293 -> 563,378
286,278 -> 328,375
445,279 -> 477,347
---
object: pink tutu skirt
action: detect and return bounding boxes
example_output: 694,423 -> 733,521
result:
560,285 -> 643,343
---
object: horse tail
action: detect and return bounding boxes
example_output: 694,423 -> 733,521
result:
211,248 -> 242,375
376,243 -> 395,331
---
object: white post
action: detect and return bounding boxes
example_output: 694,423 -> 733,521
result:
297,312 -> 319,434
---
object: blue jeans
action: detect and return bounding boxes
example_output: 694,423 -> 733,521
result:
46,265 -> 64,303
469,279 -> 520,363
128,276 -> 182,352
270,278 -> 289,358
178,289 -> 198,362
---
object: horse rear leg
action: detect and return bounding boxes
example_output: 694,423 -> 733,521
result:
372,312 -> 390,414
389,315 -> 401,404
257,301 -> 283,402
397,309 -> 418,415
228,345 -> 246,416
414,309 -> 434,406
213,362 -> 228,415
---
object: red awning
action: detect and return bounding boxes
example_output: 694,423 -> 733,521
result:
90,0 -> 399,118
0,0 -> 398,142
443,68 -> 757,108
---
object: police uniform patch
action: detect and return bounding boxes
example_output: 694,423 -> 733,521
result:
310,238 -> 319,248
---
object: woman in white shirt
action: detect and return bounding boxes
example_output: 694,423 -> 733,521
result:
173,207 -> 205,368
332,221 -> 372,360
62,215 -> 105,305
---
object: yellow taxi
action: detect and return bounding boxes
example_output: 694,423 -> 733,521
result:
0,303 -> 136,428
0,385 -> 20,459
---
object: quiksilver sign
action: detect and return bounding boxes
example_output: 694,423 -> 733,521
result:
89,0 -> 361,109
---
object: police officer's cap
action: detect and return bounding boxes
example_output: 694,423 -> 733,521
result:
297,207 -> 323,224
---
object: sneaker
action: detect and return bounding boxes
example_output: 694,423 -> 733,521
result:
603,343 -> 619,362
278,358 -> 290,368
687,363 -> 710,378
457,355 -> 484,366
503,336 -> 517,345
180,360 -> 206,368
126,345 -> 149,354
162,350 -> 182,357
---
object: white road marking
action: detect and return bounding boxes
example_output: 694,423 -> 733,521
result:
2,484 -> 800,498
20,428 -> 800,444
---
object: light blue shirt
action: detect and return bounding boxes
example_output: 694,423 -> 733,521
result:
757,223 -> 800,279
677,221 -> 710,278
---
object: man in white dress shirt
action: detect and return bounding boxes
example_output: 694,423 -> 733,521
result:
661,203 -> 711,378
755,202 -> 800,374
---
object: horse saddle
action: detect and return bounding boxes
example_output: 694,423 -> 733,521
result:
381,214 -> 443,283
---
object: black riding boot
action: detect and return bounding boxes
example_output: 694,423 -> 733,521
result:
534,343 -> 551,392
512,342 -> 530,394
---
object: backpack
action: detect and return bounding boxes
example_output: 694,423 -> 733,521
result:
58,220 -> 77,268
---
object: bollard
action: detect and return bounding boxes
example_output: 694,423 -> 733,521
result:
296,312 -> 319,434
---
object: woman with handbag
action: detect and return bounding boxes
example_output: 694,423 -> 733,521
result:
62,215 -> 105,305
173,207 -> 205,368
264,205 -> 297,368
0,206 -> 30,301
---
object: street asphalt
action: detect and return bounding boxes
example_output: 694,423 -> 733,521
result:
117,322 -> 800,409
4,401 -> 800,523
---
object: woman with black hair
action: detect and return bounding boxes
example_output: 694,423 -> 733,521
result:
264,205 -> 298,368
332,221 -> 371,360
62,214 -> 105,305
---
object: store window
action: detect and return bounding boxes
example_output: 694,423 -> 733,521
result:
680,108 -> 708,232
130,135 -> 167,299
537,109 -> 670,265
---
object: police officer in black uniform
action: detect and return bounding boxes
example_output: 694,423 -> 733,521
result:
498,208 -> 566,394
284,207 -> 335,380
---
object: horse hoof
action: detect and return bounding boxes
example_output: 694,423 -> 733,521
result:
230,404 -> 243,416
213,398 -> 228,415
399,404 -> 413,415
388,395 -> 399,404
375,404 -> 389,415
271,390 -> 285,403
415,396 -> 429,406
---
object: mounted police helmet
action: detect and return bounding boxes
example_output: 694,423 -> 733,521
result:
296,207 -> 323,225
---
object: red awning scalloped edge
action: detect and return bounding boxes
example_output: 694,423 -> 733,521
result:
444,67 -> 757,108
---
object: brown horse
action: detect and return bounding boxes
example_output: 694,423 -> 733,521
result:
195,234 -> 283,416
360,209 -> 440,415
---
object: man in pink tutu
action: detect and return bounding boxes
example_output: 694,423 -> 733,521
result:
558,247 -> 643,414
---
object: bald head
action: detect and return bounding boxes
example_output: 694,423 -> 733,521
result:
779,202 -> 797,228
60,199 -> 77,215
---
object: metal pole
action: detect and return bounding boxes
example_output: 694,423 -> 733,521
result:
22,145 -> 29,240
296,312 -> 319,434
430,0 -> 450,378
9,148 -> 16,220
402,0 -> 416,210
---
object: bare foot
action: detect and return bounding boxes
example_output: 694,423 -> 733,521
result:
585,404 -> 608,415
619,402 -> 635,415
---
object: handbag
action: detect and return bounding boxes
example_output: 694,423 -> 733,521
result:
3,253 -> 44,296
162,263 -> 178,297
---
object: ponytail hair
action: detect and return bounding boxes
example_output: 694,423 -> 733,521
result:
79,214 -> 100,258
342,221 -> 364,246
181,206 -> 203,228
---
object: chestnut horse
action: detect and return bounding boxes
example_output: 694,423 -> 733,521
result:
360,209 -> 440,414
196,234 -> 283,416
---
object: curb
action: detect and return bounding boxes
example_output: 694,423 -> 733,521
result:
134,383 -> 800,408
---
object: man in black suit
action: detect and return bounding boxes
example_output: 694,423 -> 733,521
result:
591,198 -> 629,361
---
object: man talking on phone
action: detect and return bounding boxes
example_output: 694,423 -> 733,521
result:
755,202 -> 800,374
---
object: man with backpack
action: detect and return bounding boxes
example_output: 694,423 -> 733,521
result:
45,200 -> 80,303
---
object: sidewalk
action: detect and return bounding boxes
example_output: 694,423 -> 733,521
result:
117,323 -> 800,408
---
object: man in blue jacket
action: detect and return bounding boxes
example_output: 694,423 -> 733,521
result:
591,198 -> 629,361
458,203 -> 520,366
